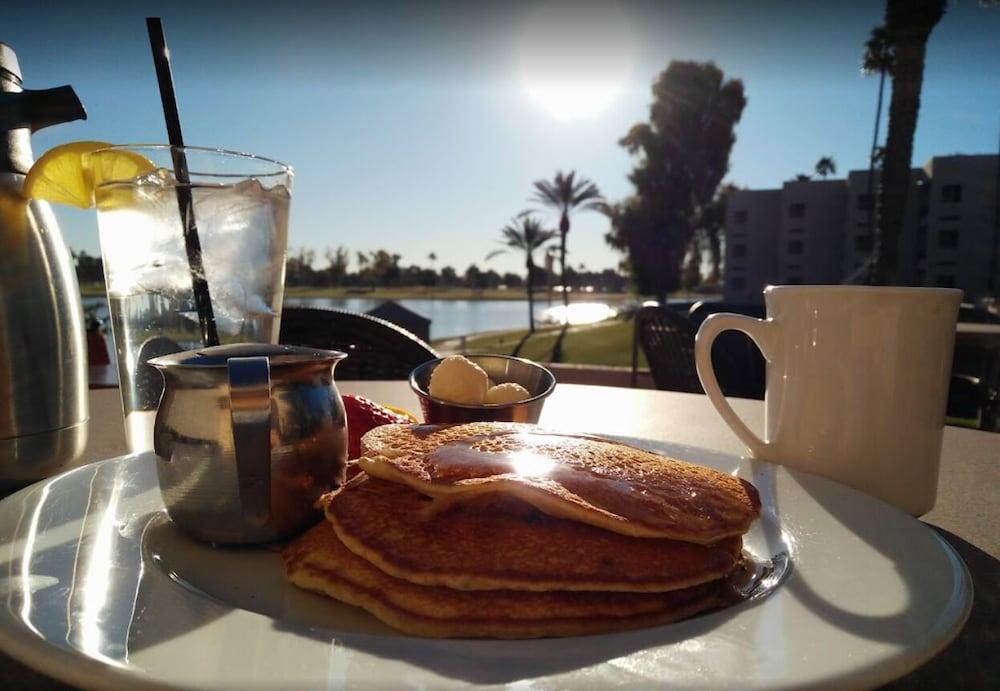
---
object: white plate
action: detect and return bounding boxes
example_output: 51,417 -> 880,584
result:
0,441 -> 971,690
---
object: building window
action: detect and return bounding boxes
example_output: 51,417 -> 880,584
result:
730,265 -> 746,273
787,276 -> 803,285
730,277 -> 745,291
941,184 -> 962,203
786,264 -> 802,271
855,234 -> 873,252
787,239 -> 804,255
939,215 -> 960,221
734,210 -> 748,224
915,269 -> 925,285
856,194 -> 872,211
939,230 -> 959,249
788,227 -> 804,234
789,203 -> 805,219
936,275 -> 955,288
732,244 -> 747,258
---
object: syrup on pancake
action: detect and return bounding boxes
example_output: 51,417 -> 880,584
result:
358,422 -> 761,543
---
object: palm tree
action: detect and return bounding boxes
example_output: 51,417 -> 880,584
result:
872,0 -> 946,284
486,213 -> 557,332
861,25 -> 895,247
814,156 -> 837,179
532,171 -> 604,309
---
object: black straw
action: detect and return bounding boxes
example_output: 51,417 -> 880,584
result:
146,17 -> 220,347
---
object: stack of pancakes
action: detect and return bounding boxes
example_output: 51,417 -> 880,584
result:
282,422 -> 761,639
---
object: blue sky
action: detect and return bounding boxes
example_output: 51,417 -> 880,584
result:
6,0 -> 1000,275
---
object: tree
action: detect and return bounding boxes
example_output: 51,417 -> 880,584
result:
486,212 -> 558,332
861,25 -> 895,245
439,265 -> 459,286
693,182 -> 737,283
501,272 -> 524,288
323,246 -> 350,286
464,264 -> 486,290
73,250 -> 105,284
815,156 -> 837,179
285,247 -> 316,286
871,0 -> 946,284
681,248 -> 702,291
605,61 -> 746,303
532,171 -> 604,310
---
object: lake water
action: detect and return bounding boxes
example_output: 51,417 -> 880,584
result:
81,295 -> 642,341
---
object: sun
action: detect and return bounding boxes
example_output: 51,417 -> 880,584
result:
518,1 -> 635,121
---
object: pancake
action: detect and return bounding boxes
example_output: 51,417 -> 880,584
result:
282,521 -> 733,639
325,473 -> 743,592
358,422 -> 760,544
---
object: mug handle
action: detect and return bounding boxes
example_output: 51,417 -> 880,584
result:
228,356 -> 272,526
695,313 -> 774,460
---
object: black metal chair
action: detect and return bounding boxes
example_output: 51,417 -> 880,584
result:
631,305 -> 764,399
948,341 -> 1000,432
279,307 -> 438,380
688,301 -> 766,401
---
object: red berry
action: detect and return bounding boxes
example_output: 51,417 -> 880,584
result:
343,394 -> 414,459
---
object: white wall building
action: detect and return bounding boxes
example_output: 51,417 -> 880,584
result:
723,189 -> 780,303
723,154 -> 998,303
923,155 -> 999,295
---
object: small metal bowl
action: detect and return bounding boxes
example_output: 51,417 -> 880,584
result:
409,355 -> 556,424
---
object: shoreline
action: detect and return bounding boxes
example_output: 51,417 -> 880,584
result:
80,283 -> 719,303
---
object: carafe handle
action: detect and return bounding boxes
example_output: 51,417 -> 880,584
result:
228,356 -> 272,526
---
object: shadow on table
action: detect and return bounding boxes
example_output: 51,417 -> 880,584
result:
880,527 -> 997,690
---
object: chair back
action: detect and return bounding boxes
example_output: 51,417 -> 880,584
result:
279,307 -> 438,380
688,301 -> 766,400
632,305 -> 765,399
631,306 -> 703,393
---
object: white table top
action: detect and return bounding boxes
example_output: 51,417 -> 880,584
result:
2,383 -> 997,689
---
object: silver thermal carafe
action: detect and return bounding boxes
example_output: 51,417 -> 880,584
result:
0,42 -> 89,486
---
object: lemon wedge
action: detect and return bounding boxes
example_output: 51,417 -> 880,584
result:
22,141 -> 156,208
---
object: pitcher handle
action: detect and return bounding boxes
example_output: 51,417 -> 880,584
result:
228,356 -> 272,526
695,313 -> 774,460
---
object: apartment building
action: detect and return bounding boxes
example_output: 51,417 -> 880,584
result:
723,154 -> 998,303
777,179 -> 846,286
923,155 -> 999,294
843,169 -> 928,284
723,189 -> 780,301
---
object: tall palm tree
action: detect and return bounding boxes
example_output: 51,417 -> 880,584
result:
861,25 -> 895,248
872,0 -> 946,284
815,156 -> 837,179
486,213 -> 557,332
532,171 -> 604,309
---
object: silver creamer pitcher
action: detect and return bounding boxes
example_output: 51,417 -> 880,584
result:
150,343 -> 348,544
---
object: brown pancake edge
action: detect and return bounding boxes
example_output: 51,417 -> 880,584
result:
324,473 -> 742,593
282,521 -> 734,639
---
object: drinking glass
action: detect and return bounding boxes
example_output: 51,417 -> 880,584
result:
93,145 -> 292,452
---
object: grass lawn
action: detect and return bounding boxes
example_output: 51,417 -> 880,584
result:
459,319 -> 647,369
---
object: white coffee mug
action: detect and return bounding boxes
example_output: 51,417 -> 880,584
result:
695,286 -> 962,515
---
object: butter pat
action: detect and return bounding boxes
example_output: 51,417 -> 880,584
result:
484,382 -> 531,405
428,355 -> 489,404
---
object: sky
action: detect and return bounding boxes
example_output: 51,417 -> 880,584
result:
5,0 -> 1000,276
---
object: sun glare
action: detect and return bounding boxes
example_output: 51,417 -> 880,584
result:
518,1 -> 635,121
